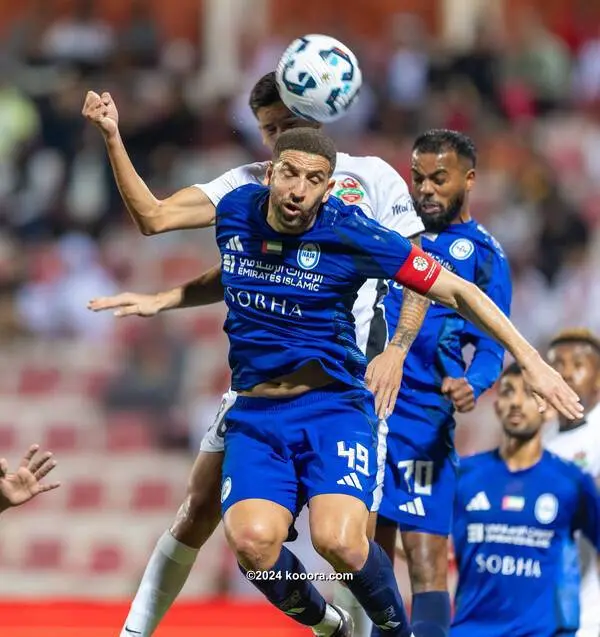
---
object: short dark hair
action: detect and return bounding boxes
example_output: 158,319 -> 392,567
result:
548,328 -> 600,356
249,72 -> 280,114
273,128 -> 337,175
500,361 -> 522,380
412,129 -> 477,168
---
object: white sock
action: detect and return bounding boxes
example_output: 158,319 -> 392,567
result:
312,603 -> 343,636
120,531 -> 199,637
333,582 -> 372,637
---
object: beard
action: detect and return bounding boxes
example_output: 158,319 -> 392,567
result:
414,190 -> 465,233
502,421 -> 541,442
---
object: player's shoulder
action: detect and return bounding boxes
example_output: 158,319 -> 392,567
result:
220,182 -> 266,204
227,160 -> 269,181
457,450 -> 498,479
468,221 -> 507,259
542,449 -> 588,485
322,195 -> 401,243
217,183 -> 268,221
322,194 -> 369,225
335,153 -> 406,187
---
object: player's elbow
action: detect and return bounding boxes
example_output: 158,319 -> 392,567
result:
137,202 -> 173,235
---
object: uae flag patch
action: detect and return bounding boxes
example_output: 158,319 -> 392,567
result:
501,495 -> 525,511
261,240 -> 283,255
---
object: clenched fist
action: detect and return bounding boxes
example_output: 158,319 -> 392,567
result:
81,90 -> 119,139
441,377 -> 476,413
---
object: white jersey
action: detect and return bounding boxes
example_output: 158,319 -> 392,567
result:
544,404 -> 600,637
195,152 -> 424,359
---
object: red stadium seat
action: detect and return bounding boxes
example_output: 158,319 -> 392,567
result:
160,254 -> 204,286
89,543 -> 124,573
23,538 -> 64,570
43,424 -> 79,452
18,367 -> 62,395
190,315 -> 223,338
0,424 -> 17,451
105,413 -> 154,451
131,479 -> 173,510
66,480 -> 104,510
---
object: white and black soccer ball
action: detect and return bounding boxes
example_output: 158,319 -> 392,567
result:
275,34 -> 362,123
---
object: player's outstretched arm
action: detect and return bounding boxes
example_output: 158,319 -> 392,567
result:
0,445 -> 60,514
425,268 -> 583,420
88,263 -> 224,317
82,91 -> 216,234
366,282 -> 430,419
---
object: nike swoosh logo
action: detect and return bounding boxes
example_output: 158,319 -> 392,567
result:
124,627 -> 142,635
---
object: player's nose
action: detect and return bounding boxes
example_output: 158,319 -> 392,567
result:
290,184 -> 307,201
419,179 -> 435,195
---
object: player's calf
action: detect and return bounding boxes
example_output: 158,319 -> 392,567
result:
402,531 -> 449,593
169,450 -> 223,548
398,531 -> 450,637
310,495 -> 413,637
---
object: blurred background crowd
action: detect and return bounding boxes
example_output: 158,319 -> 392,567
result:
0,0 -> 599,603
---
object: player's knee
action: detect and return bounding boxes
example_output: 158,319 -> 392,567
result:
311,527 -> 367,572
226,521 -> 285,571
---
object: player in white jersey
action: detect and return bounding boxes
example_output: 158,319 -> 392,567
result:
544,328 -> 600,637
82,72 -> 429,637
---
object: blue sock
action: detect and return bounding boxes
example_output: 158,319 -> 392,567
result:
238,546 -> 326,626
347,540 -> 411,636
411,591 -> 451,637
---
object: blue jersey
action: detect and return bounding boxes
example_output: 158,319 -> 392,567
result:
384,221 -> 512,408
452,450 -> 600,637
216,184 -> 440,392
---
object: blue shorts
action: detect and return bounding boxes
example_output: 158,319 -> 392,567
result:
378,397 -> 458,535
220,384 -> 379,516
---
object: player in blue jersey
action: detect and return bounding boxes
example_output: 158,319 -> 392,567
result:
372,130 -> 512,637
452,361 -> 600,637
0,445 -> 60,515
93,127 -> 581,637
84,73 -> 429,637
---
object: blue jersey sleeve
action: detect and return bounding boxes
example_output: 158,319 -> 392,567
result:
574,470 -> 600,552
464,246 -> 513,399
334,209 -> 441,294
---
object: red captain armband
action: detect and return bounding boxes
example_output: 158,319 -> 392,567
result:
393,245 -> 441,295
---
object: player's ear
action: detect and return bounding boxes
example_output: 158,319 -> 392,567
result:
465,168 -> 476,193
493,396 -> 501,418
264,162 -> 274,186
594,369 -> 600,395
321,178 -> 336,203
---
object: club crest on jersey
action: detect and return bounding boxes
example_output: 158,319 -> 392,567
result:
221,477 -> 232,503
534,493 -> 558,524
449,238 -> 475,261
297,242 -> 321,270
335,177 -> 365,204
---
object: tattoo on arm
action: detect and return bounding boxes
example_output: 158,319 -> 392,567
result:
389,234 -> 430,353
389,288 -> 430,352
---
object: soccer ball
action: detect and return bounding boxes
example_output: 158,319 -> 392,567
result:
275,34 -> 362,123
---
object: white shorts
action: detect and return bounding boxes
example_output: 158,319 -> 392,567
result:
198,387 -> 388,514
199,389 -> 238,453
